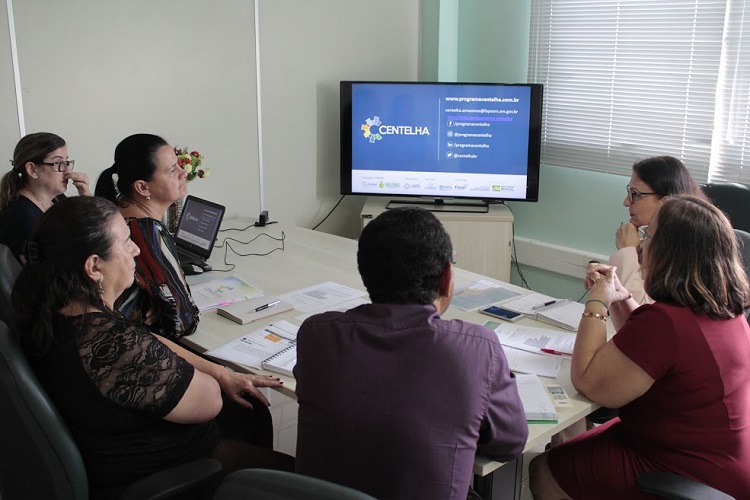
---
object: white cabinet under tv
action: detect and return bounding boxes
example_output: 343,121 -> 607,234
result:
360,197 -> 514,282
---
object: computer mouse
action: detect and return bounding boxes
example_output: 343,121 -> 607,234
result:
182,263 -> 204,276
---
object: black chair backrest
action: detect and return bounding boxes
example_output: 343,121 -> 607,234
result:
0,320 -> 89,500
0,243 -> 21,327
212,469 -> 378,500
702,183 -> 750,233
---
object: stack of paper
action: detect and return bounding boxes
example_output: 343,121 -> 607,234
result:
515,373 -> 559,422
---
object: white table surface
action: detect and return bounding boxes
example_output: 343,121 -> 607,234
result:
182,220 -> 602,477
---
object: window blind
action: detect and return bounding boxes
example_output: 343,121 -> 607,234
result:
710,0 -> 750,184
528,0 -> 729,183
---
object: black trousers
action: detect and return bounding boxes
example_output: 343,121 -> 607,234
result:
215,393 -> 274,449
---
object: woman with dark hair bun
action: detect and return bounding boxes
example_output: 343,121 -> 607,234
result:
13,196 -> 292,499
603,155 -> 706,306
95,133 -> 197,340
0,132 -> 90,261
532,195 -> 750,499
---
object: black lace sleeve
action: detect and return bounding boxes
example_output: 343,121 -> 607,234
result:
72,313 -> 195,419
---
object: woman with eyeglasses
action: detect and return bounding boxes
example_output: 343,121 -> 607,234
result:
531,195 -> 750,499
0,132 -> 90,261
602,156 -> 704,308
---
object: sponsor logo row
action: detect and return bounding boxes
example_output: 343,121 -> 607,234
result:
360,181 -> 515,192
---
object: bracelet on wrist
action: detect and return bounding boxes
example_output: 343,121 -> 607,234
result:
581,311 -> 608,322
585,299 -> 610,315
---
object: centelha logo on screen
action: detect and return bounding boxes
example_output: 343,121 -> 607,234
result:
361,116 -> 430,143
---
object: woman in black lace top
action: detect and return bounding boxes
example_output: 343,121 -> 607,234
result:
12,196 -> 293,499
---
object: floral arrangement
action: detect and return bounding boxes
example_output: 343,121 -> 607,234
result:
175,147 -> 209,182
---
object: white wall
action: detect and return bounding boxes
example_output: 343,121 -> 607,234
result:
257,0 -> 419,237
8,1 -> 262,216
0,0 -> 420,239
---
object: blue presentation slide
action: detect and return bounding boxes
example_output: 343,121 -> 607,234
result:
351,83 -> 531,175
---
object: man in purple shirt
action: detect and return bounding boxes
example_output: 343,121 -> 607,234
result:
294,206 -> 527,499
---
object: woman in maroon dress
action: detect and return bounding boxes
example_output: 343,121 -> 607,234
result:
530,195 -> 750,499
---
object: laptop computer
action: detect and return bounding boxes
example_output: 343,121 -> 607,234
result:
173,195 -> 225,272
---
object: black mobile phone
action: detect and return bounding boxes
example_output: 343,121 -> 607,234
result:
479,305 -> 523,322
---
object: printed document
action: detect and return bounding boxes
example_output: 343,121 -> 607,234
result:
492,323 -> 576,356
451,280 -> 522,311
278,281 -> 367,314
483,320 -> 563,377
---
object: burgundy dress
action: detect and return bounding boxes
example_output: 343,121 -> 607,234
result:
549,302 -> 750,499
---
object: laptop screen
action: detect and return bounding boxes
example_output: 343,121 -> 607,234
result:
174,195 -> 226,259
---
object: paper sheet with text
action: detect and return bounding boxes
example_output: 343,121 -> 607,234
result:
492,323 -> 576,355
278,281 -> 367,314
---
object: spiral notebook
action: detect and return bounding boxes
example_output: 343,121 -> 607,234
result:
501,293 -> 584,331
205,320 -> 298,372
261,346 -> 297,378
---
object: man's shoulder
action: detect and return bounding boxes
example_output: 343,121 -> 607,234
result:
301,303 -> 498,343
432,315 -> 499,343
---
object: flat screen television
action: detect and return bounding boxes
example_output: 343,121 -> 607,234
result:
340,81 -> 543,212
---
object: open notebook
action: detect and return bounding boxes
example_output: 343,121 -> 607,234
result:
500,293 -> 584,331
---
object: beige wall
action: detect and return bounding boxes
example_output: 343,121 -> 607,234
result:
0,0 -> 420,238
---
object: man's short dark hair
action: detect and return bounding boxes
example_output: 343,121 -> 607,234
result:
357,206 -> 453,304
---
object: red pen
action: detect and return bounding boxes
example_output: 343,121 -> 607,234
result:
540,348 -> 570,356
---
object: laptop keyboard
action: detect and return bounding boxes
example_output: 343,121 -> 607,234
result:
177,247 -> 203,264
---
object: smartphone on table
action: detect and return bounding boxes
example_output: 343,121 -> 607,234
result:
479,305 -> 523,322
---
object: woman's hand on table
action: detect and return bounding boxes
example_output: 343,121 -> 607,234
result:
215,370 -> 284,409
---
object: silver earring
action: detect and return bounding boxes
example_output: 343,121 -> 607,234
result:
97,277 -> 104,296
147,195 -> 151,201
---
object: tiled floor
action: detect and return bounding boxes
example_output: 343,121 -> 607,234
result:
262,387 -> 543,499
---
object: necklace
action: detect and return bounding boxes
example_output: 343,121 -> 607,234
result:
21,189 -> 52,211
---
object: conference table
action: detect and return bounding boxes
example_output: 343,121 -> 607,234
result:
181,220 -> 601,500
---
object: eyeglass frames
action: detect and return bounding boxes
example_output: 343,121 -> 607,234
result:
626,184 -> 656,204
36,160 -> 75,172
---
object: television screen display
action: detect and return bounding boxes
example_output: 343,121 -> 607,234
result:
340,81 -> 543,207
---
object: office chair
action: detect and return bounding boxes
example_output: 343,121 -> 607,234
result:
0,319 -> 223,500
636,471 -> 734,500
0,243 -> 21,327
212,469 -> 378,500
702,182 -> 750,232
734,229 -> 750,321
